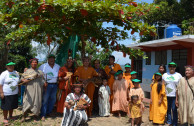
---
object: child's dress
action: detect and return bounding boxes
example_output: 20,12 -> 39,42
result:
98,85 -> 111,116
129,100 -> 142,118
149,82 -> 167,124
112,79 -> 128,112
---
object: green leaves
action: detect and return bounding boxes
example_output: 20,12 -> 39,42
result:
0,0 -> 157,57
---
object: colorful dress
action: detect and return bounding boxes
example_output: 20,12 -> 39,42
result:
129,100 -> 142,118
57,66 -> 73,113
149,82 -> 167,124
98,85 -> 111,116
61,93 -> 91,126
104,63 -> 122,111
74,66 -> 98,116
112,79 -> 128,112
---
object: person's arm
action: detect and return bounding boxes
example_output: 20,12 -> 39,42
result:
0,85 -> 4,99
158,94 -> 163,105
150,89 -> 152,104
175,90 -> 179,107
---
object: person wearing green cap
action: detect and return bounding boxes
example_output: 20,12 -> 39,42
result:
162,61 -> 182,126
39,54 -> 60,121
112,70 -> 129,117
0,62 -> 19,125
123,64 -> 133,103
149,72 -> 167,125
128,79 -> 144,125
130,71 -> 138,80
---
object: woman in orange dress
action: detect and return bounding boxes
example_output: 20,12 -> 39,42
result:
56,59 -> 75,113
104,55 -> 122,112
74,57 -> 98,117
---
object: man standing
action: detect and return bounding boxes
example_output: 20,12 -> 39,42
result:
104,55 -> 122,112
39,54 -> 60,120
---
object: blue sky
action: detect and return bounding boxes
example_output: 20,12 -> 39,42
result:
108,0 -> 153,65
35,0 -> 154,64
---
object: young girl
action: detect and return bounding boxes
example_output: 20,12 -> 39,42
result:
128,79 -> 144,124
149,72 -> 167,125
129,79 -> 144,102
98,78 -> 111,117
129,95 -> 143,126
112,70 -> 128,117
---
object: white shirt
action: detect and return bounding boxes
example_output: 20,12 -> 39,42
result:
162,72 -> 182,97
0,70 -> 19,96
39,63 -> 60,83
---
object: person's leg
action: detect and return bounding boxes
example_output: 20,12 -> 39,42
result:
3,110 -> 9,124
20,85 -> 25,105
171,97 -> 178,126
131,118 -> 135,126
8,109 -> 13,118
47,84 -> 58,115
167,97 -> 172,125
41,84 -> 52,118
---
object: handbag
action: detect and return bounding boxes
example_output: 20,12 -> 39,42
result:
185,77 -> 194,100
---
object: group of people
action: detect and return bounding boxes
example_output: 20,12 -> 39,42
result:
0,54 -> 193,126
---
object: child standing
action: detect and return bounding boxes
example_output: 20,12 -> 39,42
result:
149,72 -> 167,125
98,78 -> 111,117
129,95 -> 143,126
112,70 -> 128,117
128,79 -> 144,124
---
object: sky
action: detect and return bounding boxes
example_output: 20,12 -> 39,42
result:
35,0 -> 154,64
107,0 -> 154,65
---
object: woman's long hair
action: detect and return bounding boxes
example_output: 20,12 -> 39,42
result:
154,74 -> 163,94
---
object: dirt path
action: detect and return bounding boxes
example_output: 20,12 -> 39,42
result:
0,106 -> 151,126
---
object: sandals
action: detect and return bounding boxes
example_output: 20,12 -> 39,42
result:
3,119 -> 9,126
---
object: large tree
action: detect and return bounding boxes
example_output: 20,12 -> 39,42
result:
0,0 -> 158,59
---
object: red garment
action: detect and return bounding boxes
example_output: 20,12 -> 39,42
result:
56,66 -> 73,113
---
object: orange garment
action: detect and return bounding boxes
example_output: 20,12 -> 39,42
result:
112,79 -> 128,113
57,66 -> 73,113
149,82 -> 167,124
74,66 -> 98,117
123,72 -> 133,101
104,64 -> 122,112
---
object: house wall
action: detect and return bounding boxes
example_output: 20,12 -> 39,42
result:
141,50 -> 172,92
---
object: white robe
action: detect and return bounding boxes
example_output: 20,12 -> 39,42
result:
98,85 -> 111,116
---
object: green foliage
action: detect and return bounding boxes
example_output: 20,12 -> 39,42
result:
140,0 -> 194,42
0,0 -> 157,57
182,18 -> 194,35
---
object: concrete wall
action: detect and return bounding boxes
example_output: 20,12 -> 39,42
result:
141,50 -> 172,92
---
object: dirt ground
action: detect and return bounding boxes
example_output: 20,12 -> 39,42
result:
0,103 -> 152,126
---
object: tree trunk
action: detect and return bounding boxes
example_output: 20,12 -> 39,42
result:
81,36 -> 86,59
0,44 -> 9,73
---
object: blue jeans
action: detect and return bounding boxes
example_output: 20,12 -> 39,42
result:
20,85 -> 25,105
182,123 -> 194,126
41,83 -> 58,117
167,97 -> 178,126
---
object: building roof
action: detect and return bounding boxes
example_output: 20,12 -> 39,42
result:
127,35 -> 194,49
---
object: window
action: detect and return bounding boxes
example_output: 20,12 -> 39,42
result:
145,52 -> 151,65
155,51 -> 167,65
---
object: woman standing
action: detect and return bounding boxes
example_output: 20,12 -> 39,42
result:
61,84 -> 91,126
152,64 -> 166,80
0,62 -> 19,125
21,58 -> 46,122
57,58 -> 75,113
149,72 -> 167,125
176,66 -> 194,126
74,57 -> 98,117
162,62 -> 182,126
